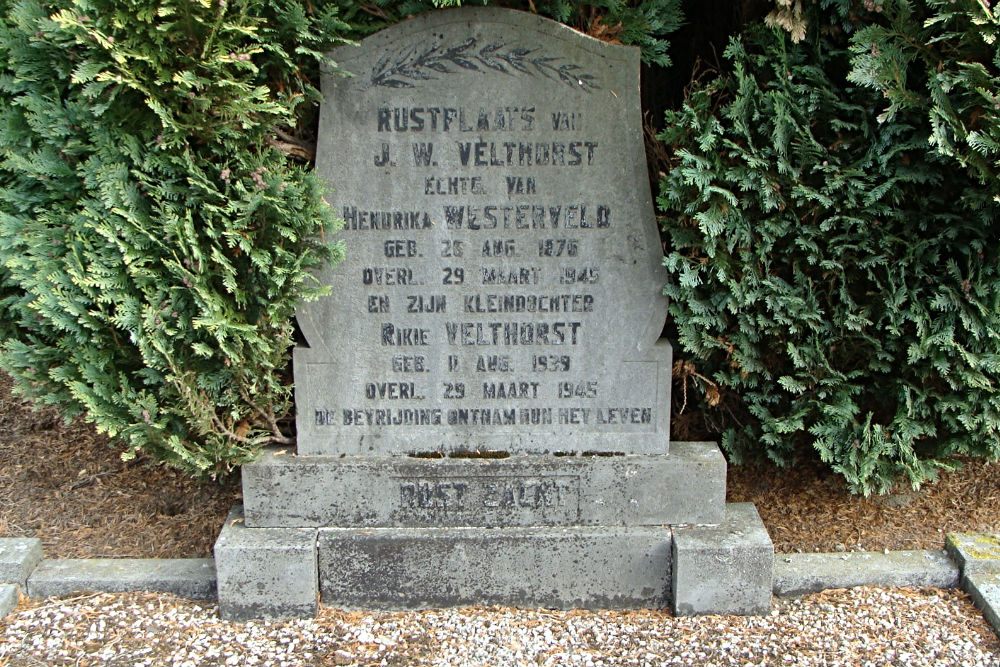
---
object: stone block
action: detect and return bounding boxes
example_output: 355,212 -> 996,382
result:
0,584 -> 18,618
963,570 -> 1000,637
0,538 -> 43,586
318,525 -> 671,610
25,559 -> 216,599
672,503 -> 773,616
214,506 -> 318,621
773,550 -> 959,597
946,533 -> 1000,578
243,441 -> 725,529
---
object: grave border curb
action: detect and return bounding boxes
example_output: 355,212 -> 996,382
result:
2,534 -> 999,636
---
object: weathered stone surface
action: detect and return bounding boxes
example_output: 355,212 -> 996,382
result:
25,558 -> 215,600
243,441 -> 725,528
0,584 -> 17,618
672,503 -> 773,616
25,559 -> 216,600
0,537 -> 42,587
946,533 -> 1000,577
963,570 -> 1000,637
318,525 -> 672,610
945,533 -> 1000,635
297,7 -> 671,457
214,506 -> 318,621
773,550 -> 959,597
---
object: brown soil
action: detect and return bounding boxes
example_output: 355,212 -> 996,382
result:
0,374 -> 997,558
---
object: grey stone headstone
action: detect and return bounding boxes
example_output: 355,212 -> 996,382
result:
222,9 -> 771,619
296,6 -> 671,456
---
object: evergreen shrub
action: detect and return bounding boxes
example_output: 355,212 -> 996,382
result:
847,0 -> 1000,187
0,0 -> 347,476
659,2 -> 1000,494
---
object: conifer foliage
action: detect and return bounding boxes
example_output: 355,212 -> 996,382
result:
659,3 -> 1000,494
847,0 -> 1000,187
0,0 -> 347,476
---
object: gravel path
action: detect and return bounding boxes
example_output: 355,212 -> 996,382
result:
2,587 -> 999,666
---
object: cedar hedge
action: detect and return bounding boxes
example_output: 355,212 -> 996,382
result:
659,0 -> 1000,494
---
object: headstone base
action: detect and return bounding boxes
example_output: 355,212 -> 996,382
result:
216,442 -> 775,618
242,441 -> 725,528
214,507 -> 318,622
672,503 -> 774,616
318,525 -> 672,610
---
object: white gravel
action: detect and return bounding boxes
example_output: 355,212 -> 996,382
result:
2,587 -> 998,666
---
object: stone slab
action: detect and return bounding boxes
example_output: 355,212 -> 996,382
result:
214,506 -> 318,621
672,503 -> 773,616
0,537 -> 43,586
243,441 -> 725,528
318,525 -> 672,610
25,558 -> 216,600
0,583 -> 17,618
773,550 -> 960,597
963,570 -> 1000,637
946,533 -> 1000,577
299,7 -> 672,457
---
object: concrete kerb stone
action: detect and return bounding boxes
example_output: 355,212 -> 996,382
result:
5,534 -> 1000,632
0,537 -> 43,587
946,533 -> 1000,637
25,558 -> 216,600
773,550 -> 960,597
964,571 -> 1000,635
0,583 -> 18,618
946,533 -> 1000,577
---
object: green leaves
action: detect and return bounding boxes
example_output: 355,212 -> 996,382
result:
659,8 -> 1000,494
0,0 -> 345,477
847,0 -> 1000,188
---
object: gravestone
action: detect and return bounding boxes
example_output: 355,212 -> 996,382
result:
295,5 -> 671,457
215,7 -> 772,620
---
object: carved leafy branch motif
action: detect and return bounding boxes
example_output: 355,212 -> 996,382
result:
367,38 -> 599,91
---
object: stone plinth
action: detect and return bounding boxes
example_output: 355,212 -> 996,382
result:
672,503 -> 773,616
243,442 -> 725,529
318,525 -> 672,610
215,507 -> 318,621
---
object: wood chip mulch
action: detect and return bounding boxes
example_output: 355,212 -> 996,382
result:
0,373 -> 997,558
727,453 -> 1000,554
0,374 -> 240,558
